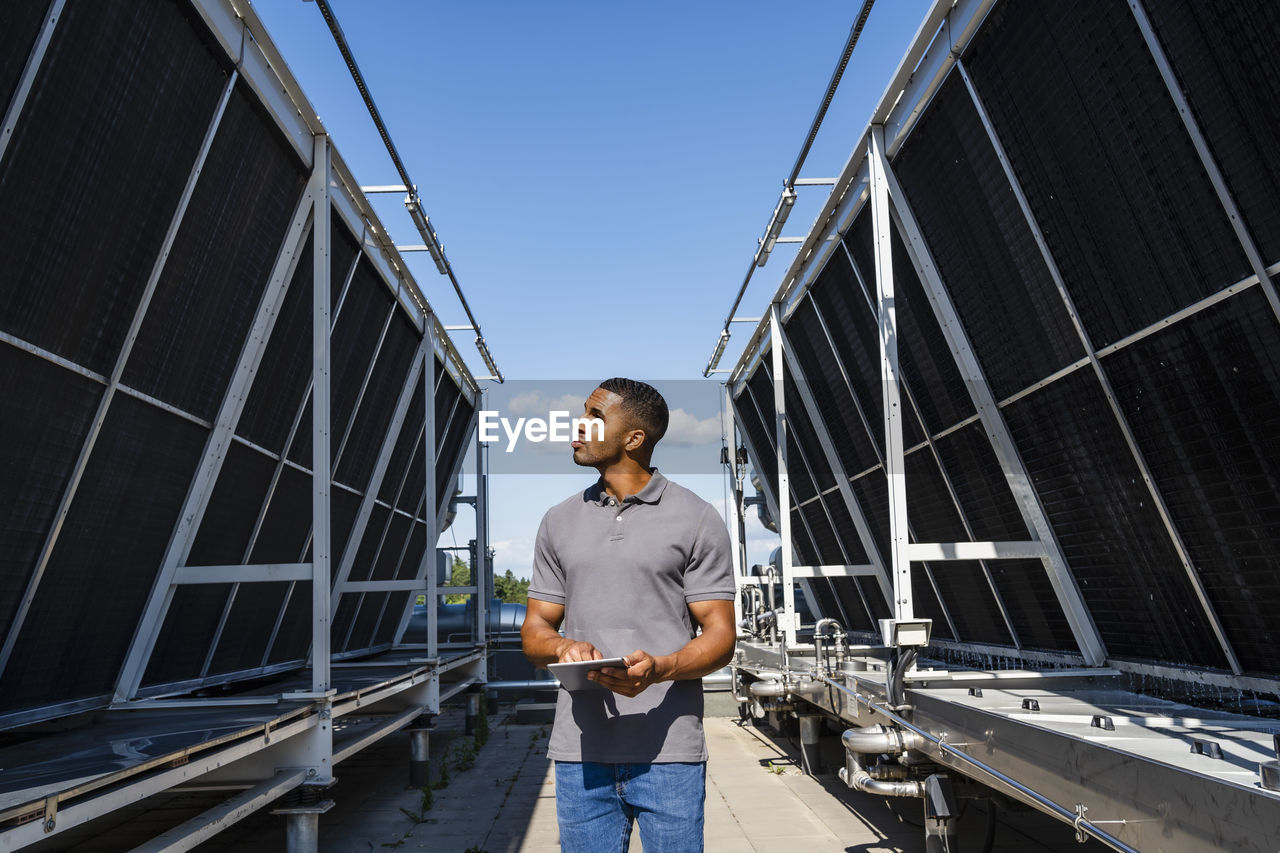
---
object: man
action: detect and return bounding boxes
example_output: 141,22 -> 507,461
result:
521,378 -> 736,853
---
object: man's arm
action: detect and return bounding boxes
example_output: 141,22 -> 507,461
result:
589,599 -> 736,697
520,597 -> 602,667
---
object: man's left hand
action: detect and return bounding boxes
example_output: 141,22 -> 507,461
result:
589,649 -> 667,697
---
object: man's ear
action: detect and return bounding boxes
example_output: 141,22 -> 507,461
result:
624,428 -> 647,452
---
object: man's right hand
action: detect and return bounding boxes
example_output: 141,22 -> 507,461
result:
557,640 -> 603,662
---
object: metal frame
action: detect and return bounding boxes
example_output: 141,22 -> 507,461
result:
1126,0 -> 1280,327
873,142 -> 1107,664
0,69 -> 240,685
112,136 -> 314,701
953,58 -> 1242,674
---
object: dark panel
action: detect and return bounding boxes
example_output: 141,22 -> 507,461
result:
237,232 -> 314,456
351,505 -> 391,585
1003,368 -> 1226,668
188,443 -> 275,566
330,211 -> 361,314
765,359 -> 819,505
1144,0 -> 1280,263
893,73 -> 1083,399
932,423 -> 1075,651
0,1 -> 46,112
905,448 -> 1011,645
933,422 -> 1029,541
331,595 -> 360,654
397,439 -> 428,518
373,514 -> 413,582
810,244 -> 888,461
823,485 -> 871,567
889,229 -> 976,438
912,565 -> 954,643
787,507 -> 817,568
331,489 -> 362,579
989,558 -> 1077,652
143,441 -> 275,688
331,268 -> 395,452
435,395 -> 474,517
740,364 -> 778,500
0,396 -> 205,712
850,471 -> 891,577
123,82 -> 306,421
964,0 -> 1249,348
248,465 -> 312,565
787,290 -> 880,478
348,591 -> 387,652
336,311 -> 420,489
1104,289 -> 1280,675
267,582 -> 311,665
141,582 -> 231,688
798,500 -> 841,567
0,347 -> 100,639
0,0 -> 226,375
838,217 -> 930,447
207,581 -> 290,676
380,383 -> 426,504
394,520 -> 429,581
375,592 -> 412,645
827,578 -> 875,632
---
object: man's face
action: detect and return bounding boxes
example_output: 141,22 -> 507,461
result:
571,387 -> 637,468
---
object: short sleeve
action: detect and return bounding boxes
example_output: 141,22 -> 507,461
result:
527,512 -> 566,605
683,504 -> 735,602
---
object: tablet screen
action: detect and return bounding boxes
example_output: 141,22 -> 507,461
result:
548,657 -> 628,691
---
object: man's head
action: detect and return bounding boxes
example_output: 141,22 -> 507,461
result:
571,378 -> 669,470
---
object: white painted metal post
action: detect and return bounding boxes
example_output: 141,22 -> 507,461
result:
475,394 -> 490,679
768,303 -> 798,646
868,126 -> 912,623
723,384 -> 747,629
311,133 -> 332,695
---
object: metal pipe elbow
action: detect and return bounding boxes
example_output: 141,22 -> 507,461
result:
748,678 -> 825,699
838,764 -> 924,798
841,725 -> 924,756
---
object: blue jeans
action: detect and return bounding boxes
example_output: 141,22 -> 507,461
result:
554,761 -> 706,853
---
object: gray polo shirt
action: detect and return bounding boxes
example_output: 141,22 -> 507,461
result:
528,470 -> 734,763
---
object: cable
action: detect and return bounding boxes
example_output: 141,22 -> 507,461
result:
312,0 -> 502,382
786,0 -> 877,188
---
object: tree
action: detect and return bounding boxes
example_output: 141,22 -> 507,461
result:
445,556 -> 470,604
493,569 -> 530,605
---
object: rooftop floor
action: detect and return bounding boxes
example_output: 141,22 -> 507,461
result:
28,697 -> 1107,851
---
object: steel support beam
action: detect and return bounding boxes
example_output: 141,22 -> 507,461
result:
174,564 -> 314,585
767,303 -> 799,646
5,70 -> 239,692
475,393 -> 490,654
310,133 -> 333,695
867,126 -> 913,623
873,140 -> 1107,666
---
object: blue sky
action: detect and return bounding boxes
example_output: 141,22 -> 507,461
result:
253,0 -> 934,578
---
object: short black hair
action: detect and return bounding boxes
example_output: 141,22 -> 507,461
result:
599,377 -> 669,448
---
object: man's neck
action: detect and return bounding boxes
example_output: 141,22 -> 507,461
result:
598,458 -> 653,501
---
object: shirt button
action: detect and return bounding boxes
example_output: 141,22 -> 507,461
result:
615,515 -> 622,522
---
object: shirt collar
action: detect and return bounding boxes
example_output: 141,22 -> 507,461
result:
590,469 -> 668,506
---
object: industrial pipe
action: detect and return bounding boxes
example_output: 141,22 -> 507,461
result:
748,678 -> 825,699
839,761 -> 925,798
817,674 -> 1140,852
841,724 -> 924,756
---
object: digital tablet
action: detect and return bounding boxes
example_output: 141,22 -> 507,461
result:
548,657 -> 628,691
